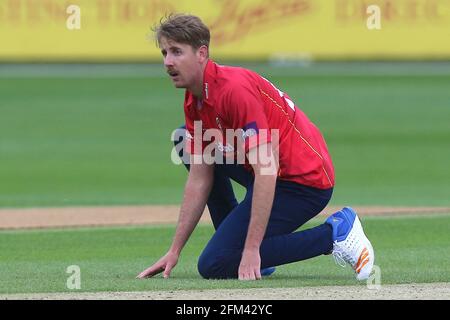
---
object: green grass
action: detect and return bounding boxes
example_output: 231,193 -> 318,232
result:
0,214 -> 449,294
1,63 -> 450,207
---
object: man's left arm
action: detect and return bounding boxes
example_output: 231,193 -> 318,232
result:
239,142 -> 278,280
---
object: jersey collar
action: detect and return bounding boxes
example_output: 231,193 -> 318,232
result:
185,59 -> 217,109
203,59 -> 217,106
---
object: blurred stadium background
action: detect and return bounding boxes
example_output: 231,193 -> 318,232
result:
1,0 -> 450,208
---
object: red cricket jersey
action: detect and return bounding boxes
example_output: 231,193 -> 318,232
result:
184,60 -> 335,190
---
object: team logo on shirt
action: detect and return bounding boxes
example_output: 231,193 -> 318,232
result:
216,142 -> 234,153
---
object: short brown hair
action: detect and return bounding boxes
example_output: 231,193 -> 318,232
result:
154,14 -> 210,49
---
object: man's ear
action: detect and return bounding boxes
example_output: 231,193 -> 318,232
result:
197,45 -> 209,63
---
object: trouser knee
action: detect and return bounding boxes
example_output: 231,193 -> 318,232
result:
197,249 -> 236,280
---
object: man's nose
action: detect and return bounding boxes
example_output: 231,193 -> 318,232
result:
164,54 -> 174,67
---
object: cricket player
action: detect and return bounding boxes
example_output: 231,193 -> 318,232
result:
137,14 -> 374,281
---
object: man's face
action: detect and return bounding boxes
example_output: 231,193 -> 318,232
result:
159,37 -> 203,90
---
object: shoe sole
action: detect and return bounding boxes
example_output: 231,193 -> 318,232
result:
261,267 -> 276,277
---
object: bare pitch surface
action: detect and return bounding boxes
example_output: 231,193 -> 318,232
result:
2,282 -> 449,300
1,205 -> 450,229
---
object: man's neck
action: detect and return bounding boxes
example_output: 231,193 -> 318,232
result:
189,85 -> 203,100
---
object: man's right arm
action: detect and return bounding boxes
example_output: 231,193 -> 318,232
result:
169,156 -> 214,255
137,156 -> 213,279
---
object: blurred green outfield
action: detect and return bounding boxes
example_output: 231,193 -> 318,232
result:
1,62 -> 450,208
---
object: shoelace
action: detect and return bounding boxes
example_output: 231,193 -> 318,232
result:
332,241 -> 355,269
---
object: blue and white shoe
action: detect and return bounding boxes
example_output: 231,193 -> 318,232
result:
326,207 -> 375,280
260,267 -> 276,277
